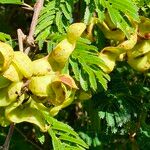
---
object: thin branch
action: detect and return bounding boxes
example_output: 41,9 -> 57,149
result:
2,123 -> 15,150
15,127 -> 42,150
17,29 -> 26,52
27,0 -> 44,46
17,0 -> 44,53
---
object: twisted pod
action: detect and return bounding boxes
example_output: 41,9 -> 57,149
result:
0,42 -> 14,72
99,31 -> 138,73
48,23 -> 86,71
0,23 -> 86,131
127,40 -> 150,72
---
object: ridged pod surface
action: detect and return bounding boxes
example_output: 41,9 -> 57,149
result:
0,42 -> 14,72
32,57 -> 53,76
67,23 -> 86,43
138,16 -> 150,39
8,81 -> 23,101
97,22 -> 125,41
127,40 -> 150,72
29,75 -> 55,97
49,74 -> 77,106
99,52 -> 116,73
3,63 -> 23,82
5,97 -> 48,132
13,51 -> 33,78
49,39 -> 75,71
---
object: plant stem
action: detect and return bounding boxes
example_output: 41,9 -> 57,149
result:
2,123 -> 15,150
15,127 -> 42,150
27,0 -> 44,46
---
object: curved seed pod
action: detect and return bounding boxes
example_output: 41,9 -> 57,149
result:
0,42 -> 14,72
138,16 -> 150,39
0,75 -> 11,89
86,18 -> 95,42
127,40 -> 150,59
13,51 -> 32,78
104,12 -> 116,30
49,74 -> 77,106
99,52 -> 116,73
78,90 -> 92,101
127,40 -> 150,72
5,96 -> 49,132
0,87 -> 12,106
29,75 -> 55,97
118,31 -> 138,50
67,23 -> 86,43
49,39 -> 75,71
0,107 -> 10,127
32,57 -> 54,76
49,91 -> 75,116
3,63 -> 23,82
99,47 -> 125,73
8,81 -> 23,102
97,22 -> 125,41
49,105 -> 62,116
128,54 -> 150,72
49,23 -> 86,71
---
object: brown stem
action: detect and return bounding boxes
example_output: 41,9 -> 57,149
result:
17,0 -> 44,53
27,0 -> 44,46
2,123 -> 15,150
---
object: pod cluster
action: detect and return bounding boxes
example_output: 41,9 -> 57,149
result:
0,23 -> 86,131
89,15 -> 150,73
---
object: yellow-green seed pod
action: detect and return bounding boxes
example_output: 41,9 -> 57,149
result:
127,40 -> 150,72
49,74 -> 77,106
29,75 -> 55,97
104,12 -> 116,30
0,42 -> 14,72
49,39 -> 75,71
8,81 -> 23,102
5,96 -> 49,132
138,16 -> 150,39
127,40 -> 150,59
13,51 -> 33,78
128,55 -> 150,72
3,63 -> 23,82
118,32 -> 138,50
50,39 -> 75,63
97,22 -> 125,41
0,75 -> 11,89
32,57 -> 53,76
67,23 -> 86,43
49,92 -> 75,116
99,53 -> 116,73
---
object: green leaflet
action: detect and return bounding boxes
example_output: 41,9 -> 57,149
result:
56,11 -> 64,33
0,0 -> 23,4
112,0 -> 139,20
70,38 -> 110,91
60,3 -> 71,20
48,128 -> 63,150
59,134 -> 89,149
44,113 -> 89,150
106,112 -> 115,127
69,58 -> 80,81
35,0 -> 73,49
106,3 -> 132,38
